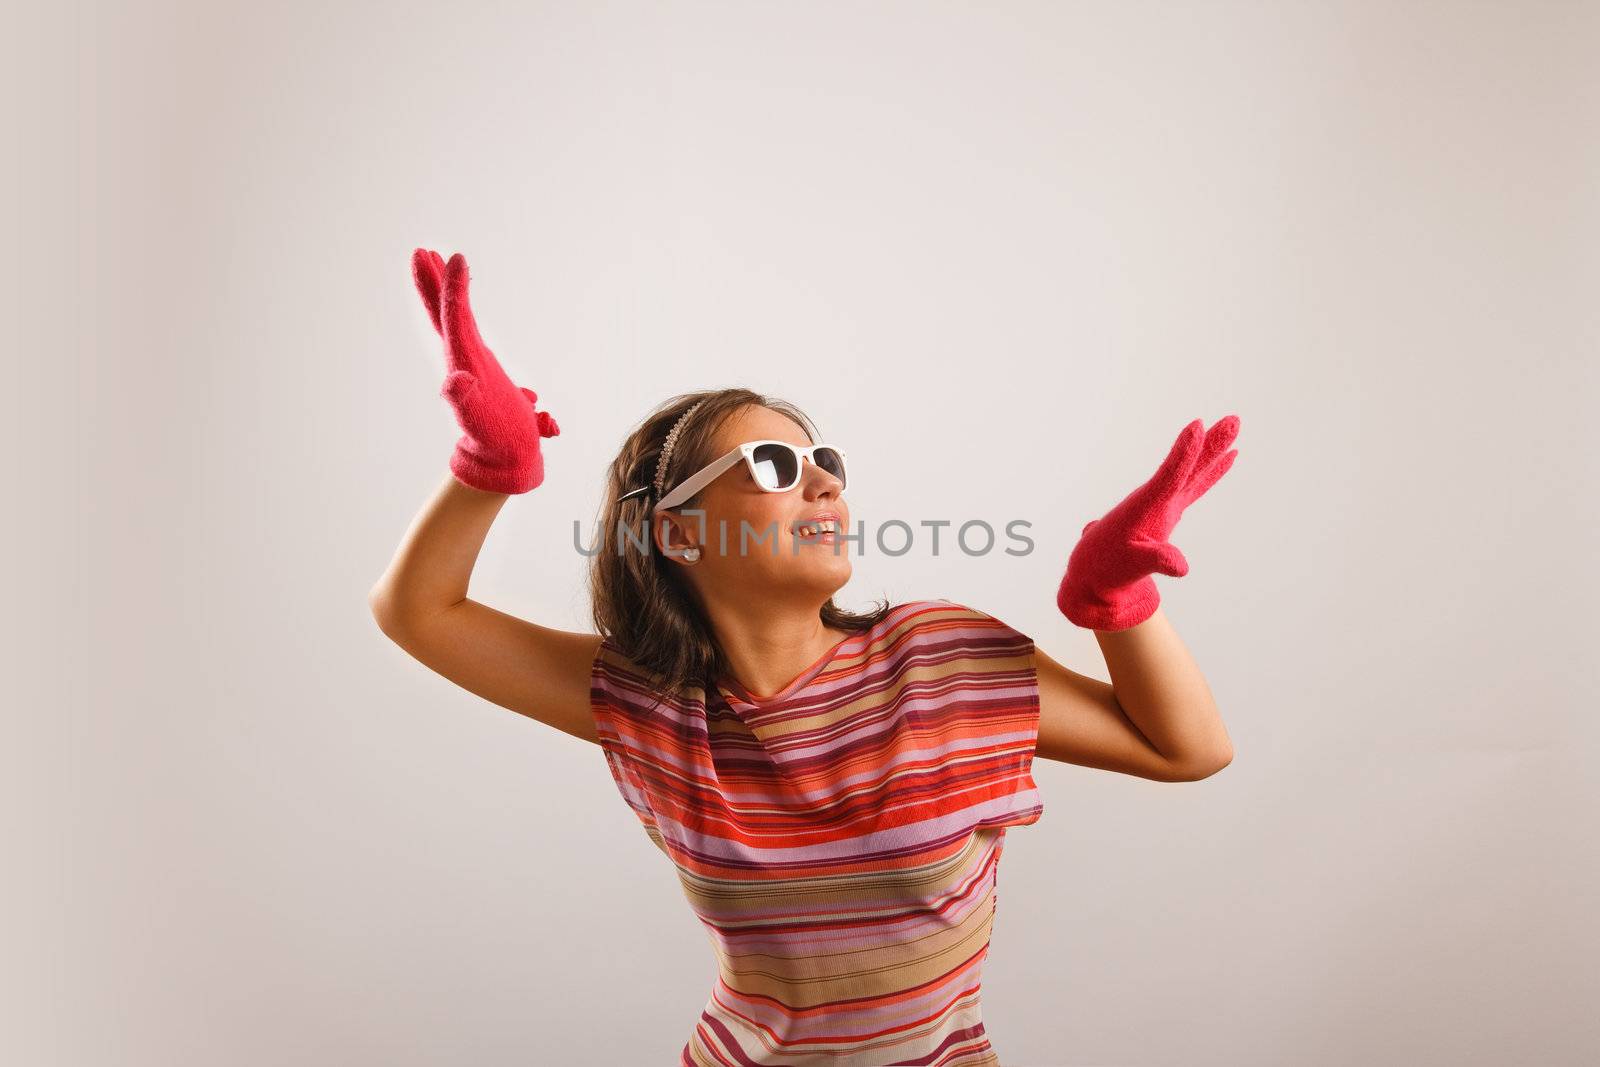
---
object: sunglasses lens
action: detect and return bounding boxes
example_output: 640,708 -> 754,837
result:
750,443 -> 800,490
813,446 -> 847,488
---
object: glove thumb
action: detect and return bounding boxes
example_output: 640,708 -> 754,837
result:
1130,538 -> 1189,578
442,370 -> 479,408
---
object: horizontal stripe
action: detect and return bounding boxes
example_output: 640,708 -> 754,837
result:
592,599 -> 1044,1065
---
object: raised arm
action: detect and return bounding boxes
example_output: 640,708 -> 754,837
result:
368,474 -> 601,743
1033,415 -> 1241,781
1033,610 -> 1231,782
368,249 -> 600,744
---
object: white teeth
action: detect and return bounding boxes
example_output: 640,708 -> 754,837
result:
796,519 -> 838,537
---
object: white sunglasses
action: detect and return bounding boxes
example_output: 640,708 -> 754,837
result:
622,440 -> 849,513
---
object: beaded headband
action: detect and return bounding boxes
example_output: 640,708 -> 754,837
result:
619,400 -> 707,505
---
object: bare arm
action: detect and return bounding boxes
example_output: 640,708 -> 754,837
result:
367,472 -> 602,744
1036,415 -> 1240,782
1033,606 -> 1233,782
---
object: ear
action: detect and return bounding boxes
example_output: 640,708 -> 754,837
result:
653,513 -> 701,562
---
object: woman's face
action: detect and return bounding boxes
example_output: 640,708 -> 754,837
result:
656,404 -> 851,606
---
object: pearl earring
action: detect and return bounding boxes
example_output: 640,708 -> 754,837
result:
683,547 -> 701,562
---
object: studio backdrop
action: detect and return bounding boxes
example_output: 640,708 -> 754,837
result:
8,2 -> 1597,1065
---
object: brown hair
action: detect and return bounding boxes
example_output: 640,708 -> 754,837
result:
588,387 -> 890,699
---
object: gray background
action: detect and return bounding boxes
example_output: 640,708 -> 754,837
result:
8,1 -> 1597,1064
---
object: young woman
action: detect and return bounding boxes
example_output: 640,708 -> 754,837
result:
371,249 -> 1240,1066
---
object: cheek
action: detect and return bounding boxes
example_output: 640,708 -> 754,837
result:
699,498 -> 793,563
709,495 -> 788,543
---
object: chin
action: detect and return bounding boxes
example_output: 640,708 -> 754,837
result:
774,551 -> 848,590
811,557 -> 852,597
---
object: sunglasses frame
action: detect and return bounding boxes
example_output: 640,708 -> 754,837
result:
651,439 -> 848,513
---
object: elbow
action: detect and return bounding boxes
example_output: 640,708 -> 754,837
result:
368,580 -> 456,640
1169,743 -> 1234,782
1197,747 -> 1234,780
367,582 -> 407,638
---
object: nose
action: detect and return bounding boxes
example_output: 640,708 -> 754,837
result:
802,458 -> 843,499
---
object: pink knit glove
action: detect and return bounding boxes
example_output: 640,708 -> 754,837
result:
1056,415 -> 1240,631
411,248 -> 560,494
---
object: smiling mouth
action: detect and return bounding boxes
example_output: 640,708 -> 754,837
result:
792,518 -> 841,542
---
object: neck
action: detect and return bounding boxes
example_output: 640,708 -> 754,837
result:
701,591 -> 847,701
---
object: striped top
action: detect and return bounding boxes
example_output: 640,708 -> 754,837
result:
589,598 -> 1045,1066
